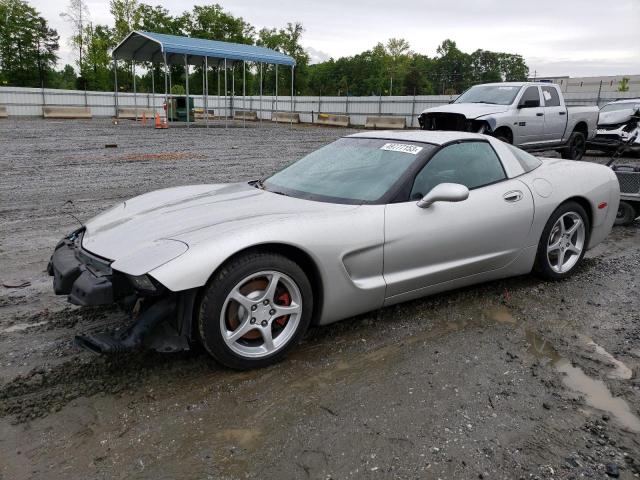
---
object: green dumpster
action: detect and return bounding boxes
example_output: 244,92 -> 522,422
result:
166,96 -> 194,122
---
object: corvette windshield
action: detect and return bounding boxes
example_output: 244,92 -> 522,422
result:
455,85 -> 521,105
264,138 -> 433,203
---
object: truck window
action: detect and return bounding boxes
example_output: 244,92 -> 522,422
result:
519,87 -> 541,107
541,86 -> 561,107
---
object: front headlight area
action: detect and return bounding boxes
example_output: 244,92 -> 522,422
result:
127,273 -> 164,295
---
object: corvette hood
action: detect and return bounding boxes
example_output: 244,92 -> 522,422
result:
421,103 -> 509,119
82,182 -> 351,266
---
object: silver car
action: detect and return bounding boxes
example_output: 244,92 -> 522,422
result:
589,98 -> 640,152
49,131 -> 619,369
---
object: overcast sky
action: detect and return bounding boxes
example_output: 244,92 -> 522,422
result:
31,0 -> 640,77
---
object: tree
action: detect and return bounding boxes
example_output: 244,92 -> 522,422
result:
136,4 -> 176,34
469,49 -> 502,84
49,64 -> 77,89
110,0 -> 139,42
60,0 -> 89,85
258,22 -> 309,95
35,16 -> 59,88
498,53 -> 528,81
386,38 -> 411,94
618,77 -> 630,92
0,0 -> 59,87
82,23 -> 115,91
434,39 -> 471,94
180,4 -> 254,43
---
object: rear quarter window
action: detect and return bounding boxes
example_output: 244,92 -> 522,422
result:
541,86 -> 561,107
505,144 -> 542,172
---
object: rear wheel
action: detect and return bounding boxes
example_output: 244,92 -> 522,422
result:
534,201 -> 590,280
615,201 -> 637,226
198,252 -> 313,370
561,131 -> 586,160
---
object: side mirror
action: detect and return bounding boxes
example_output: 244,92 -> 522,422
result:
417,183 -> 469,209
518,99 -> 540,109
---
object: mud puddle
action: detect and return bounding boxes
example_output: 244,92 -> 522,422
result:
489,306 -> 640,433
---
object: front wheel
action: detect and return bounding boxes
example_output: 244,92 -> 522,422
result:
534,201 -> 590,280
198,252 -> 313,370
615,201 -> 637,226
561,131 -> 586,160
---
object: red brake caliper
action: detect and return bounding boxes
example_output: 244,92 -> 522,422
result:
275,291 -> 291,326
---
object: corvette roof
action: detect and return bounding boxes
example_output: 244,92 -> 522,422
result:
347,130 -> 489,145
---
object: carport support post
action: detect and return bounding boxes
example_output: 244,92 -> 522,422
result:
275,63 -> 278,120
224,58 -> 228,129
151,64 -> 155,116
133,62 -> 137,121
243,60 -> 246,129
113,59 -> 119,118
184,55 -> 189,128
410,87 -> 416,128
231,64 -> 235,119
290,65 -> 294,128
217,66 -> 220,115
163,52 -> 168,123
259,62 -> 263,126
204,57 -> 209,128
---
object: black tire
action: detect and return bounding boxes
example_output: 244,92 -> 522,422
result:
534,201 -> 590,280
198,251 -> 313,370
494,128 -> 512,144
561,131 -> 586,160
615,201 -> 637,226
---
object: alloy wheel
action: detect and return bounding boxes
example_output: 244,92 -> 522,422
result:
219,270 -> 302,358
546,212 -> 586,273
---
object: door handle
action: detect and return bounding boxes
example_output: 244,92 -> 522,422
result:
503,190 -> 523,202
536,112 -> 544,116
559,111 -> 566,115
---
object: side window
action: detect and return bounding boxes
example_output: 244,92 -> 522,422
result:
519,86 -> 541,107
410,142 -> 506,200
541,86 -> 560,107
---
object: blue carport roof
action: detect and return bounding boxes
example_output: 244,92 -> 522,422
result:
112,31 -> 296,67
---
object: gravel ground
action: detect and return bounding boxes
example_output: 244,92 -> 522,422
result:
0,118 -> 639,480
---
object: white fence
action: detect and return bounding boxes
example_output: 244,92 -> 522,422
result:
1,86 -> 639,127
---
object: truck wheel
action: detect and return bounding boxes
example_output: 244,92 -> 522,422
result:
615,201 -> 637,226
561,131 -> 586,160
493,128 -> 512,144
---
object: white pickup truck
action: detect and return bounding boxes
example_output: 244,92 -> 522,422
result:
418,82 -> 599,160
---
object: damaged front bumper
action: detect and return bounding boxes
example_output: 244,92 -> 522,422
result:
48,228 -> 134,306
418,112 -> 488,133
48,229 -> 196,354
588,123 -> 640,151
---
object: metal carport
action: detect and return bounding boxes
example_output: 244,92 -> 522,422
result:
111,31 -> 296,127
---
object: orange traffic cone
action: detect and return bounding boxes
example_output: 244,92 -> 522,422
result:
141,112 -> 147,126
155,113 -> 168,129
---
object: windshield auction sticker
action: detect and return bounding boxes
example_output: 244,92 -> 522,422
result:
380,143 -> 423,155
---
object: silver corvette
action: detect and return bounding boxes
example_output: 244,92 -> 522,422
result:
49,131 -> 619,369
